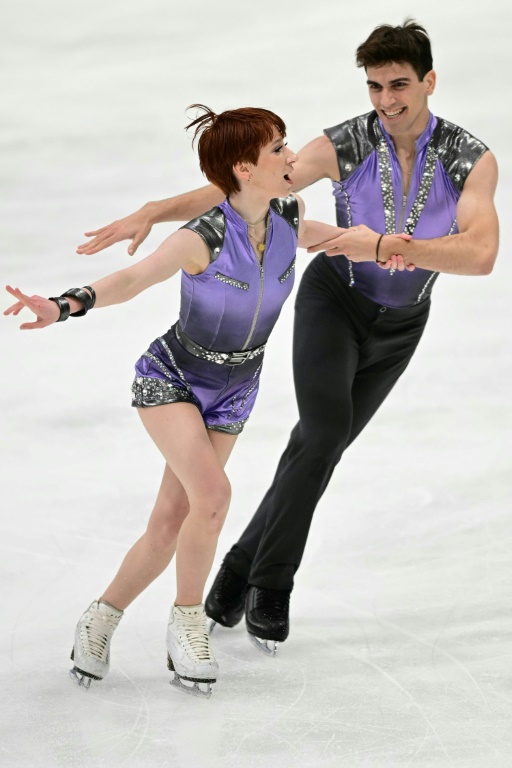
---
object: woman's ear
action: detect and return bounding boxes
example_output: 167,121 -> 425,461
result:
233,161 -> 253,184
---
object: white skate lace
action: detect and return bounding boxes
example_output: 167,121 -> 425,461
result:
175,611 -> 214,663
80,607 -> 121,662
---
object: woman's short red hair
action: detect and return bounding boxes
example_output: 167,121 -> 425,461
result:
186,104 -> 286,197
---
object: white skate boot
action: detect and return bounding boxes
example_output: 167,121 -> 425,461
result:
166,604 -> 219,699
69,600 -> 123,690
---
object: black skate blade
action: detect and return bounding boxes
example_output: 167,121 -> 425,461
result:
69,667 -> 93,690
170,673 -> 214,699
248,633 -> 278,657
69,647 -> 102,689
207,618 -> 217,635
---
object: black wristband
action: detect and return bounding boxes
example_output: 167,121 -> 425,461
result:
48,296 -> 71,322
82,285 -> 96,309
61,287 -> 94,316
375,234 -> 385,263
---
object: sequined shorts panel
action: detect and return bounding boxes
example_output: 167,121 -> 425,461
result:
131,331 -> 263,435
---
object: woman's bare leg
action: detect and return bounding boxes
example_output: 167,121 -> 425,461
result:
100,403 -> 237,610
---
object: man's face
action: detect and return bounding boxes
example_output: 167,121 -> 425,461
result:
366,62 -> 436,139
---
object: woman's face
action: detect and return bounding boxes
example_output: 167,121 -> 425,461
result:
246,129 -> 297,198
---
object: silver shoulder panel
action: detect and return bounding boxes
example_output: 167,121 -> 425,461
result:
433,119 -> 488,191
180,206 -> 226,262
323,111 -> 380,181
270,195 -> 299,234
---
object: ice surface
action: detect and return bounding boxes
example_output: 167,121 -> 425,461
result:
1,1 -> 511,766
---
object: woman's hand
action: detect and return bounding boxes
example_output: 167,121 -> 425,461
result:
4,286 -> 60,329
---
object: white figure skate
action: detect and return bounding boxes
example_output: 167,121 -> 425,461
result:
69,600 -> 123,689
167,604 -> 219,699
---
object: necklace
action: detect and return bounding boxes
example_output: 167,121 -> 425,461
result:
248,214 -> 270,255
245,212 -> 268,227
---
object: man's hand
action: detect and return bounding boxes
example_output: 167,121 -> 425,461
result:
4,286 -> 60,329
308,226 -> 415,271
77,207 -> 154,256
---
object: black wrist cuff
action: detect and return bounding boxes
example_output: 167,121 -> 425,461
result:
48,296 -> 71,322
61,287 -> 95,316
82,286 -> 97,309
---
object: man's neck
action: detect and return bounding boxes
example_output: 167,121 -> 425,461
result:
385,110 -> 431,155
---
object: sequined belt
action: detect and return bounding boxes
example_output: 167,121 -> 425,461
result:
174,323 -> 265,366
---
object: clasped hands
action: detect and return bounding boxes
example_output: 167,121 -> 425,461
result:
307,225 -> 415,272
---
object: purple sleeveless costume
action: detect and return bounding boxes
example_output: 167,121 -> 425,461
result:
131,196 -> 298,434
324,111 -> 488,306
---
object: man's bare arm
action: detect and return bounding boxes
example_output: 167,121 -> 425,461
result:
290,135 -> 340,191
77,185 -> 224,256
77,134 -> 339,256
311,151 -> 499,276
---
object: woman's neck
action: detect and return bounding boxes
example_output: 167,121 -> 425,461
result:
228,191 -> 270,227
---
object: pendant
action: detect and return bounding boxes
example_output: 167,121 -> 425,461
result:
257,243 -> 265,253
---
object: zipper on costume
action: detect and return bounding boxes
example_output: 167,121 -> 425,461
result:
242,261 -> 264,350
398,193 -> 408,232
242,215 -> 269,350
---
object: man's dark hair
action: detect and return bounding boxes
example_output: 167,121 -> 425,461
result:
356,19 -> 433,81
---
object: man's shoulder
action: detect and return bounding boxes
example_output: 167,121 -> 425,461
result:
433,117 -> 489,191
323,111 -> 379,181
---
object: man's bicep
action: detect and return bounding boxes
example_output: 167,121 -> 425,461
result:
456,151 -> 499,234
291,135 -> 339,191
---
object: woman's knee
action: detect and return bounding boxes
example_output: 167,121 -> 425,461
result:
190,474 -> 231,532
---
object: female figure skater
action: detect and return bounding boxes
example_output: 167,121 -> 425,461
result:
4,105 -> 344,698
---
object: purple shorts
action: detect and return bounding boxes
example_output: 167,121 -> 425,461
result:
131,329 -> 263,435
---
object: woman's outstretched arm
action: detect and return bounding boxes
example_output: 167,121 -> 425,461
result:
4,228 -> 209,330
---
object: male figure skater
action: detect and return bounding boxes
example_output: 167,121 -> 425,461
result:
78,20 -> 499,653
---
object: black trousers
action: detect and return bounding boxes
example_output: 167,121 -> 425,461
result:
224,254 -> 431,591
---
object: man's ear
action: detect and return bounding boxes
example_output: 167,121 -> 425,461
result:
424,69 -> 436,96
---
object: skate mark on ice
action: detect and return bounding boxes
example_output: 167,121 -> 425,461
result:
329,594 -> 491,709
298,628 -> 438,761
231,659 -> 307,756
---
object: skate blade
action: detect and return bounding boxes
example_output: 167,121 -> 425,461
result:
69,667 -> 93,690
170,673 -> 214,699
248,633 -> 278,657
207,618 -> 217,635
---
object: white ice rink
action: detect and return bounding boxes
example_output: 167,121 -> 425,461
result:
2,1 -> 512,766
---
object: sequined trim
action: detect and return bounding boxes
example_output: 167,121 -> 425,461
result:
278,257 -> 296,283
377,142 -> 395,236
414,215 -> 457,304
207,419 -> 248,435
228,363 -> 262,418
403,144 -> 438,236
215,272 -> 249,291
142,346 -> 192,393
131,376 -> 195,408
415,273 -> 437,304
157,336 -> 191,388
339,186 -> 355,287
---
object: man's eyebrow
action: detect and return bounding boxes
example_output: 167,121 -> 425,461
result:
367,77 -> 412,86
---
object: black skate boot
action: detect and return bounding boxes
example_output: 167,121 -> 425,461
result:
245,585 -> 291,656
205,561 -> 248,631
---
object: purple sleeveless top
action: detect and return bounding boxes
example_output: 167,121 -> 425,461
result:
324,111 -> 488,308
179,197 -> 298,351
